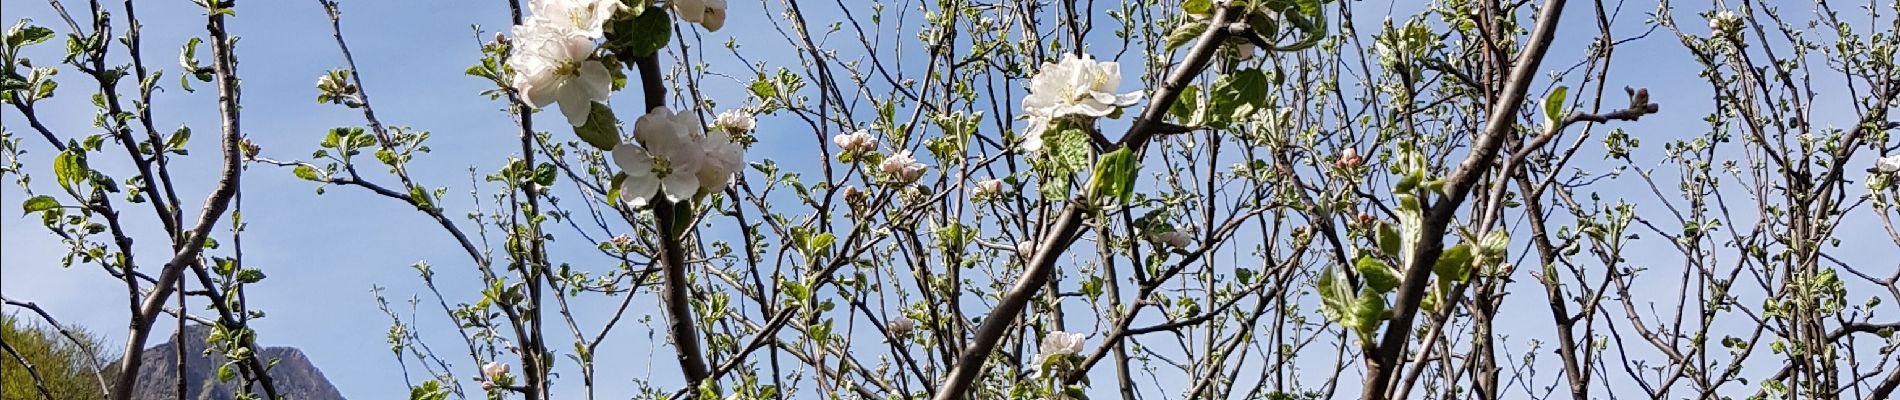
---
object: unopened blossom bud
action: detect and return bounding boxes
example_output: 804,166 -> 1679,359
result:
898,186 -> 928,205
317,74 -> 340,90
482,361 -> 509,381
1335,147 -> 1363,169
610,234 -> 632,250
843,186 -> 866,204
240,137 -> 260,159
481,381 -> 496,391
1356,211 -> 1376,226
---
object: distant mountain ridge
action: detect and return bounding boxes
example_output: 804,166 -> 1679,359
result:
130,324 -> 345,400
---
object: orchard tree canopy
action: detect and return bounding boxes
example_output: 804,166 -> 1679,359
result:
3,0 -> 1900,399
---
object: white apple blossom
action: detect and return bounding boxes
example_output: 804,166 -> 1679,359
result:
713,109 -> 756,133
833,129 -> 880,153
1022,52 -> 1143,119
973,178 -> 1004,198
880,150 -> 928,183
672,0 -> 729,32
1017,117 -> 1051,153
696,127 -> 744,191
482,361 -> 510,381
886,318 -> 915,335
615,108 -> 706,207
316,73 -> 342,92
1034,331 -> 1086,372
1016,53 -> 1141,153
1156,230 -> 1192,249
1014,241 -> 1036,257
614,107 -> 747,205
1875,155 -> 1900,173
527,0 -> 623,38
509,22 -> 612,127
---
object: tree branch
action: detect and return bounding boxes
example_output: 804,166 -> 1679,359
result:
928,6 -> 1243,400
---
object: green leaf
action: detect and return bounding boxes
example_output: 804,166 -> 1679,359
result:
1377,222 -> 1402,257
1165,21 -> 1207,53
235,268 -> 266,284
606,172 -> 627,204
605,6 -> 673,60
1421,281 -> 1443,312
166,125 -> 191,152
533,163 -> 558,186
5,23 -> 54,48
1207,69 -> 1268,127
292,165 -> 320,181
808,233 -> 836,255
1182,0 -> 1212,15
1434,243 -> 1475,283
573,102 -> 620,151
409,185 -> 434,210
53,150 -> 86,192
409,380 -> 449,400
1040,173 -> 1071,201
21,195 -> 58,214
1316,265 -> 1354,321
1047,123 -> 1092,172
1356,255 -> 1399,294
217,364 -> 234,382
1349,291 -> 1388,338
1040,122 -> 1093,201
1168,85 -> 1205,127
1543,86 -> 1569,126
1087,148 -> 1140,205
1479,230 -> 1510,262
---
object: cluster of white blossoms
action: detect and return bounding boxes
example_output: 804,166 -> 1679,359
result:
672,0 -> 729,31
613,107 -> 746,207
713,109 -> 756,133
1018,53 -> 1143,152
508,0 -> 623,127
1034,331 -> 1087,374
832,129 -> 880,153
972,178 -> 1004,198
880,150 -> 929,183
1875,155 -> 1900,174
1709,10 -> 1741,33
508,0 -> 738,127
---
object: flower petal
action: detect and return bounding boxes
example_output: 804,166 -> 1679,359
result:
574,61 -> 613,102
557,95 -> 595,127
662,170 -> 702,201
621,175 -> 660,208
612,143 -> 651,173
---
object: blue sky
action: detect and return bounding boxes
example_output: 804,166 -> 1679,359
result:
4,0 -> 1897,398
